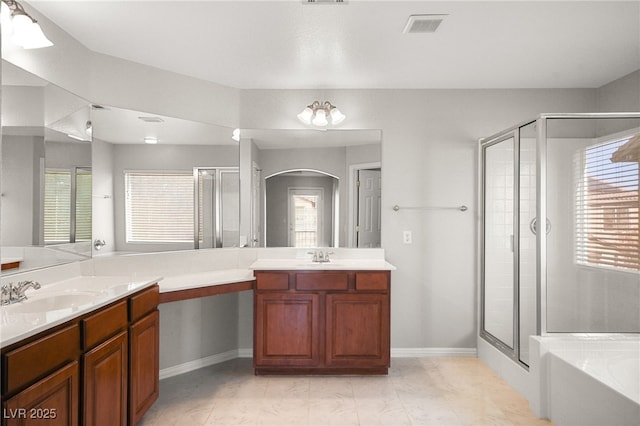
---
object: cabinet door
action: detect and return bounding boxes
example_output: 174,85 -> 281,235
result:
3,361 -> 79,426
254,293 -> 320,367
129,310 -> 159,426
325,293 -> 390,368
83,331 -> 128,426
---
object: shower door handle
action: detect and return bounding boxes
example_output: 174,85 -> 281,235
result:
529,218 -> 551,235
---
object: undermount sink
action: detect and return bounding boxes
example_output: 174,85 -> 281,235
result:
7,292 -> 101,313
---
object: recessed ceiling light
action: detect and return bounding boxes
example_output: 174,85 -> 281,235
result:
403,14 -> 447,34
144,137 -> 158,144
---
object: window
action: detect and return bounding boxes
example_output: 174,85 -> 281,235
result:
44,170 -> 71,243
125,172 -> 194,243
44,168 -> 92,243
576,136 -> 639,271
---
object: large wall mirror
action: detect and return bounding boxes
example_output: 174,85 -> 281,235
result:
1,61 -> 92,274
239,129 -> 382,248
90,106 -> 240,255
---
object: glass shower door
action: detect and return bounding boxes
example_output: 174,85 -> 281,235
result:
194,167 -> 239,248
483,135 -> 516,350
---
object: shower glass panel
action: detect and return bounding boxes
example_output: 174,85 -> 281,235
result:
194,167 -> 239,249
197,169 -> 217,249
483,135 -> 515,349
220,169 -> 240,247
545,117 -> 640,333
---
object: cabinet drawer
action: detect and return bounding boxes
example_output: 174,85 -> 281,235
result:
355,272 -> 389,291
83,300 -> 128,350
255,272 -> 289,291
129,284 -> 159,322
4,324 -> 80,395
296,273 -> 348,291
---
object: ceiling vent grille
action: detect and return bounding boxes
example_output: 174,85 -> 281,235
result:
138,116 -> 165,123
403,14 -> 447,34
303,0 -> 347,4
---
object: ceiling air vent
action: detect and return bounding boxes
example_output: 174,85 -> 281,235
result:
303,0 -> 347,4
138,116 -> 165,123
403,14 -> 447,34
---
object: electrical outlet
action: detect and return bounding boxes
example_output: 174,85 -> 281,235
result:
403,230 -> 412,244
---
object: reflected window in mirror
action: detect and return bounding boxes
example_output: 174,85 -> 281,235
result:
43,167 -> 92,244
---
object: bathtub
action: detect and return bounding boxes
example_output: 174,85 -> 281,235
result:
530,335 -> 640,426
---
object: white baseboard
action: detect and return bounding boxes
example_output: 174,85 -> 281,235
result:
160,347 -> 478,379
391,347 -> 477,357
237,348 -> 253,358
159,349 -> 239,380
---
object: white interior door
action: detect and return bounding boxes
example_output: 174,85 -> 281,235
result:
357,169 -> 381,248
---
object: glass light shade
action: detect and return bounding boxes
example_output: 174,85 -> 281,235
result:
11,15 -> 53,49
330,107 -> 346,125
1,2 -> 13,36
312,109 -> 328,126
297,107 -> 314,125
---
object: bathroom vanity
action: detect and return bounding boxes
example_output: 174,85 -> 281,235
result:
253,267 -> 391,375
0,280 -> 159,426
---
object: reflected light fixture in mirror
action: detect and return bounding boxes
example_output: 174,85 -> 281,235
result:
1,0 -> 53,49
297,101 -> 345,126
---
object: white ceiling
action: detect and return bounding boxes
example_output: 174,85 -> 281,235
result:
29,0 -> 640,90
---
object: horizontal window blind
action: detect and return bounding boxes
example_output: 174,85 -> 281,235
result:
125,172 -> 194,243
75,170 -> 92,241
44,171 -> 71,243
576,137 -> 639,271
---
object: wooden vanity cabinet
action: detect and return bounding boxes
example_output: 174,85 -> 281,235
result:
128,286 -> 160,426
253,270 -> 390,375
1,284 -> 159,426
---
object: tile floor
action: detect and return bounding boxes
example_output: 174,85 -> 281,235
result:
139,357 -> 554,426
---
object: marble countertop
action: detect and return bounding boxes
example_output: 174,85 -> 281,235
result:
0,275 -> 160,347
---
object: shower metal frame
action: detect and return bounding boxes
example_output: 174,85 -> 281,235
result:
479,112 -> 640,368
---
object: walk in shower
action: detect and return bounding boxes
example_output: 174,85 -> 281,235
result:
480,113 -> 640,368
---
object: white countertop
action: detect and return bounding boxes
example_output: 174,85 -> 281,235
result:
0,275 -> 160,347
250,259 -> 396,271
159,269 -> 255,292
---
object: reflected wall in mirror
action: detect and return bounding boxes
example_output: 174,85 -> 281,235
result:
1,61 -> 92,274
90,106 -> 240,255
239,129 -> 381,248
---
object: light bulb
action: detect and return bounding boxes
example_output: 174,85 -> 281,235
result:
297,107 -> 314,125
330,107 -> 346,125
10,13 -> 52,49
144,137 -> 158,144
19,22 -> 53,49
312,109 -> 328,126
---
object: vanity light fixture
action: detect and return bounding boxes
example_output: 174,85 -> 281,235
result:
1,0 -> 53,49
297,101 -> 346,126
144,137 -> 158,144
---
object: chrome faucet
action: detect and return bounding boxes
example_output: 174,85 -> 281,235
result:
1,281 -> 41,305
308,250 -> 334,263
